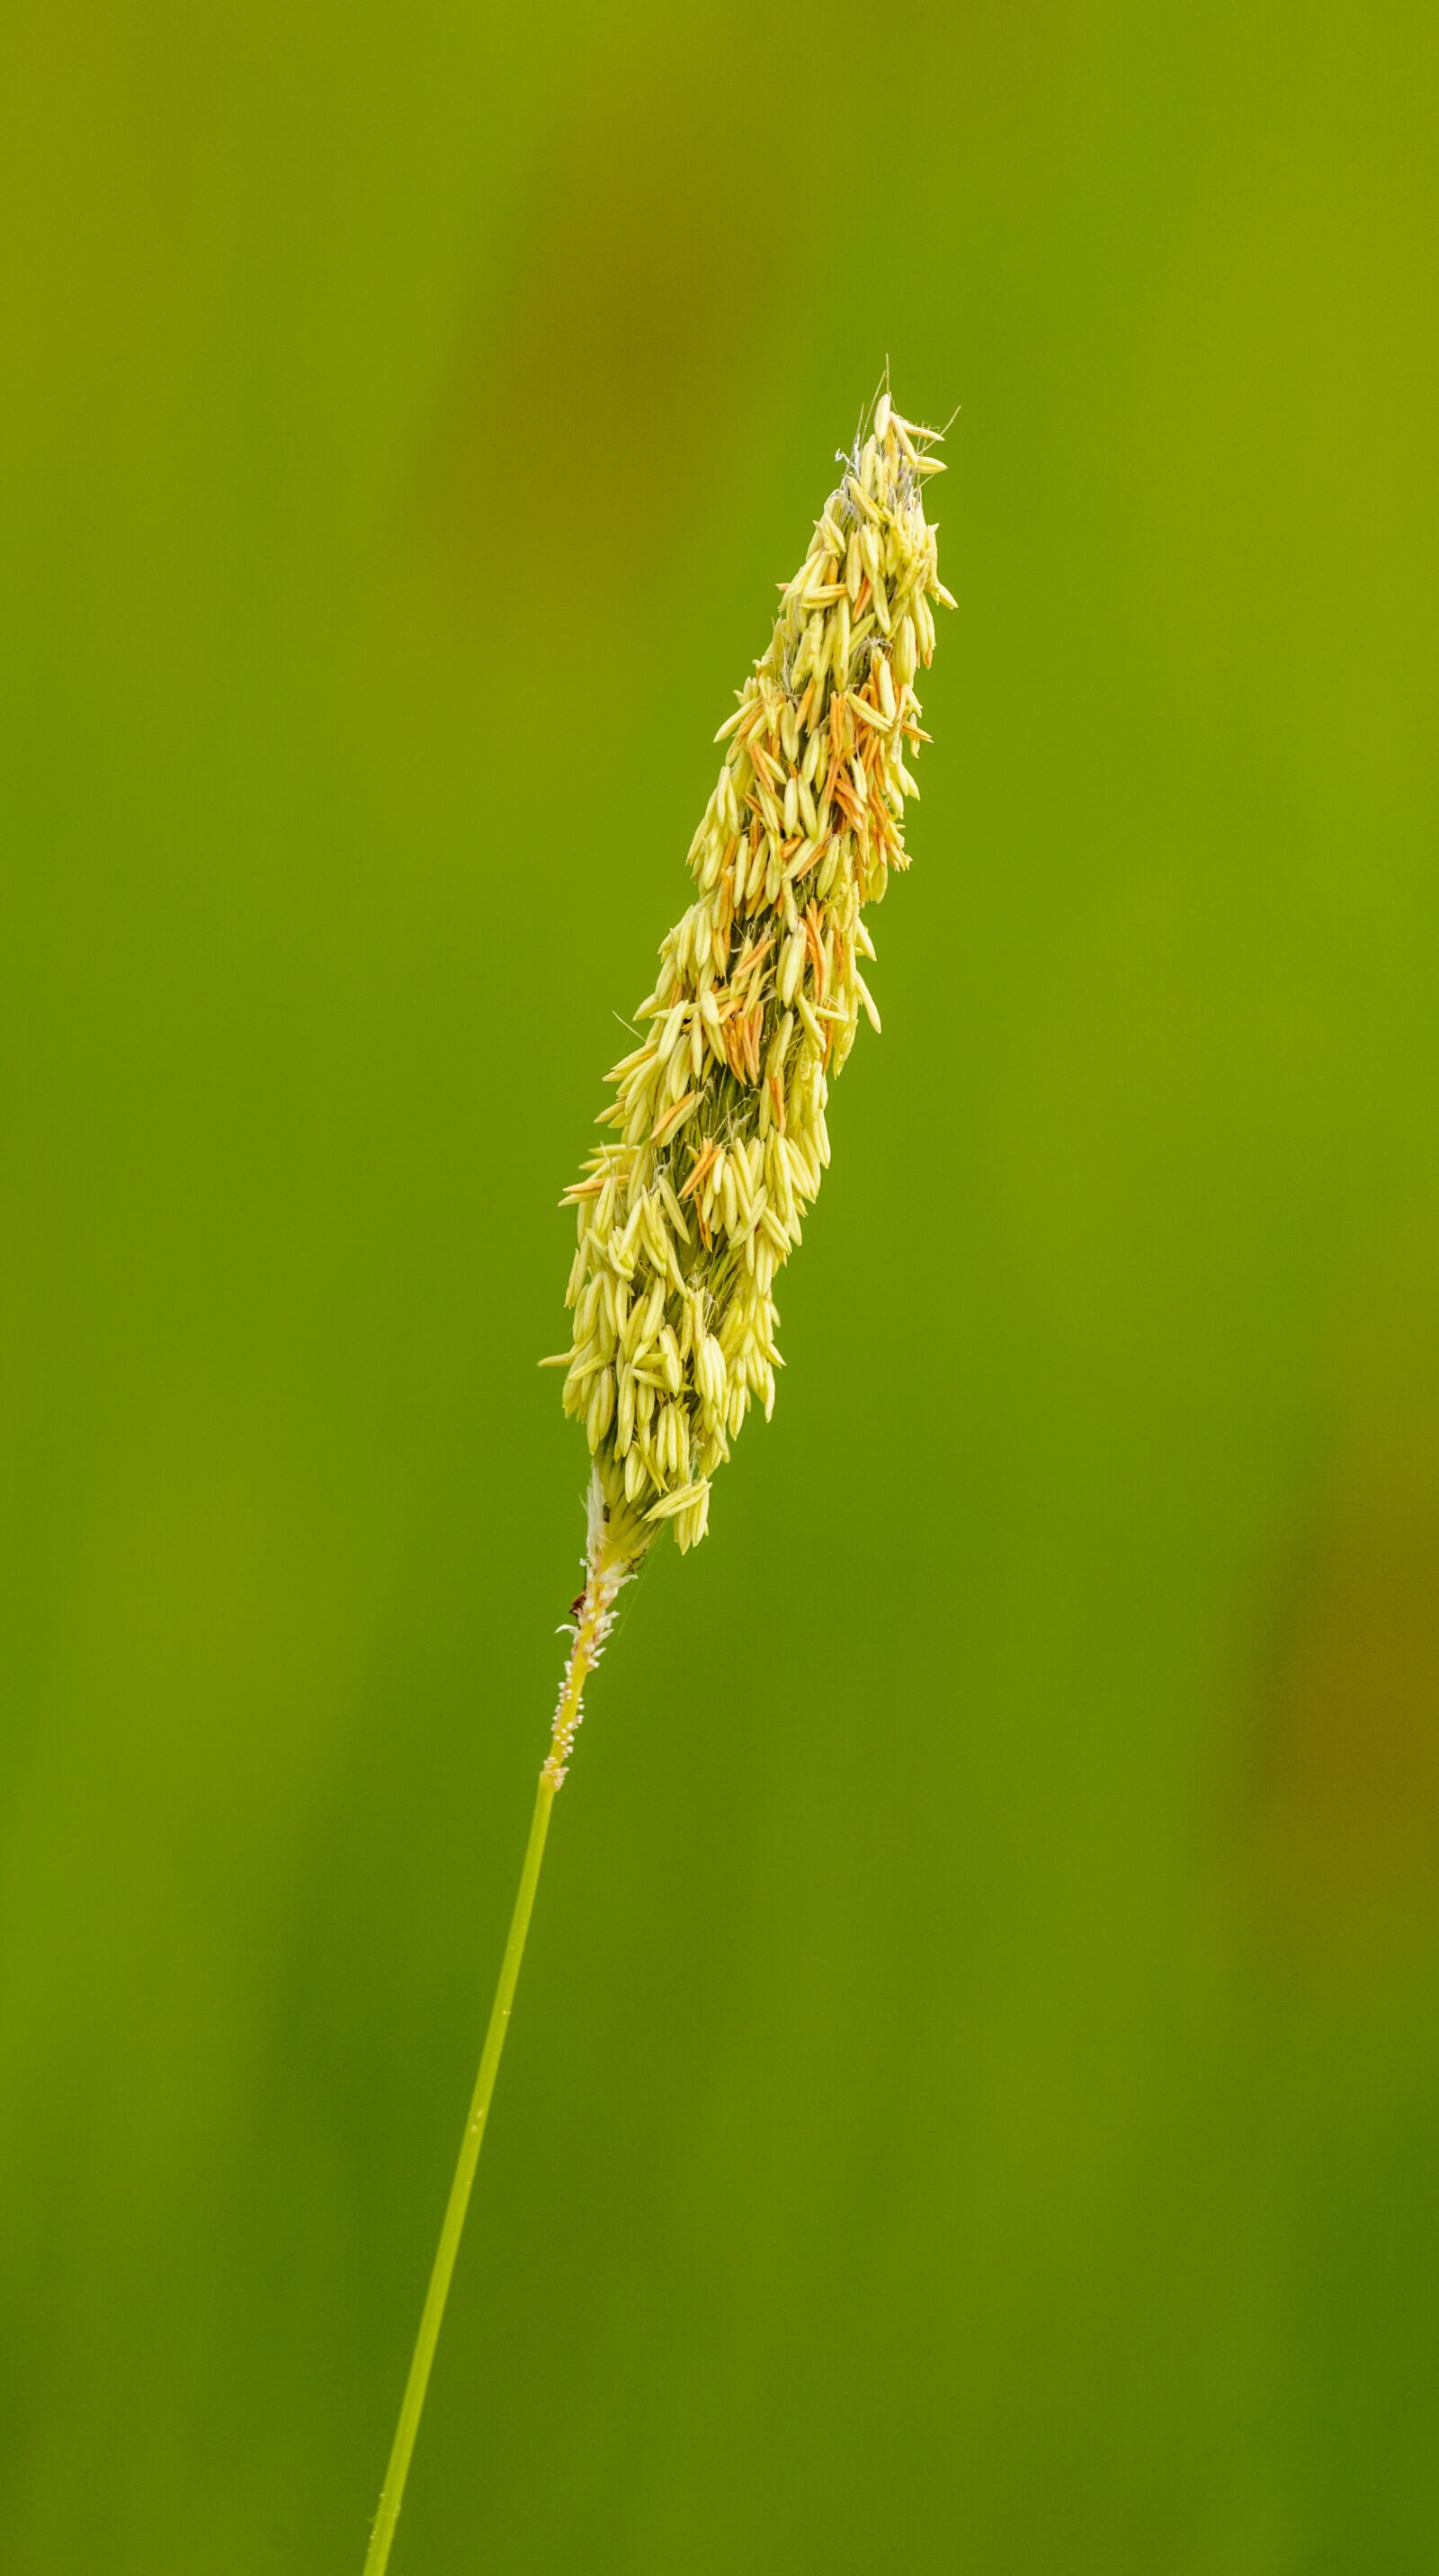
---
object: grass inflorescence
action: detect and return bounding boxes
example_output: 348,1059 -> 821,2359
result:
545,393 -> 952,1596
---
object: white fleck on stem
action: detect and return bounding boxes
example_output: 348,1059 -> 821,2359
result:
541,1472 -> 639,1791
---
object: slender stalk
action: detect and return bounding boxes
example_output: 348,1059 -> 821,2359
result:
362,1769 -> 554,2576
362,1528 -> 629,2574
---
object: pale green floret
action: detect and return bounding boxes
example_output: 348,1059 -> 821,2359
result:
552,393 -> 951,1563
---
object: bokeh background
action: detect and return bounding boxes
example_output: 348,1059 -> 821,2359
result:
4,3 -> 1437,2569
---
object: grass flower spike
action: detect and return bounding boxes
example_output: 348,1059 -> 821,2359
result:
363,392 -> 951,2574
550,392 -> 952,1629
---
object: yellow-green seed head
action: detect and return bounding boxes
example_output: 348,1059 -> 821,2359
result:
550,394 -> 952,1568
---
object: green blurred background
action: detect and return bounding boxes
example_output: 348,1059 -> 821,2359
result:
4,3 -> 1437,2568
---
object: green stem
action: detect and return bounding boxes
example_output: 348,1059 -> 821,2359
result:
363,1770 -> 556,2576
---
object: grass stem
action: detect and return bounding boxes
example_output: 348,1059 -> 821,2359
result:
362,1514 -> 630,2568
362,1768 -> 555,2575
